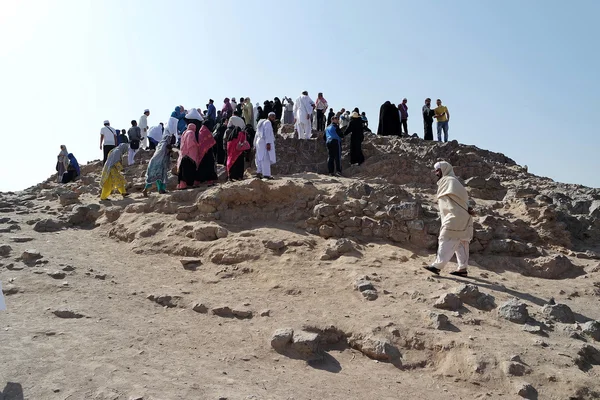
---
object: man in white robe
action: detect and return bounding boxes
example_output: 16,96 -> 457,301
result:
139,109 -> 150,149
424,161 -> 474,277
253,102 -> 260,129
255,112 -> 277,179
293,91 -> 315,139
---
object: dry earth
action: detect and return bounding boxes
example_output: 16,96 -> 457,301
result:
1,132 -> 600,400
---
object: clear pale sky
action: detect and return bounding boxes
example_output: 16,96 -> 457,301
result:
1,0 -> 598,191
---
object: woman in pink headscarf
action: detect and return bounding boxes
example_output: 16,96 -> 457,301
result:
196,124 -> 218,185
176,123 -> 201,189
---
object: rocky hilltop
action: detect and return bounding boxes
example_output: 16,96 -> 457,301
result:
1,130 -> 599,399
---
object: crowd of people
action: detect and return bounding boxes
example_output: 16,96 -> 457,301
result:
56,92 -> 453,199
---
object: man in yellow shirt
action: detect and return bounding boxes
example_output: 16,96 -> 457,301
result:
434,99 -> 450,142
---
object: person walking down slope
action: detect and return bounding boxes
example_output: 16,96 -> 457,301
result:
399,98 -> 409,136
255,112 -> 277,179
434,99 -> 450,142
143,134 -> 173,196
56,145 -> 69,183
100,120 -> 118,165
100,144 -> 130,200
226,126 -> 250,181
424,161 -> 474,277
127,120 -> 142,166
324,115 -> 344,176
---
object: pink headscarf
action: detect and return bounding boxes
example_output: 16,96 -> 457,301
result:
198,125 -> 216,162
177,123 -> 201,169
226,131 -> 248,172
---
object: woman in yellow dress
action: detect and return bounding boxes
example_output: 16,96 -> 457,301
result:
100,143 -> 130,200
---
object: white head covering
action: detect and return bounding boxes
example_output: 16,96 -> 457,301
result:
103,120 -> 110,125
185,108 -> 204,121
144,109 -> 149,113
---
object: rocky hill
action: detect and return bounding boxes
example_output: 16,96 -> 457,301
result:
0,130 -> 599,399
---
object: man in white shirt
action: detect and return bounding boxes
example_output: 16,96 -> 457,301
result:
147,123 -> 164,150
293,91 -> 315,140
100,120 -> 117,165
227,110 -> 246,130
139,109 -> 150,149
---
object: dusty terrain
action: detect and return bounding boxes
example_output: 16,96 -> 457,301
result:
1,132 -> 600,400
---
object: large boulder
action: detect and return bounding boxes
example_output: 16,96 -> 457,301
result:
498,298 -> 529,324
541,303 -> 575,323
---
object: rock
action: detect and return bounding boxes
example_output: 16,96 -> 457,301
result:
498,298 -> 529,324
191,303 -> 209,314
349,336 -> 401,363
58,191 -> 80,206
263,240 -> 285,250
2,284 -> 19,295
361,290 -> 379,301
428,312 -> 450,330
321,238 -> 356,260
515,382 -> 537,398
104,206 -> 122,222
33,218 -> 64,233
522,324 -> 543,334
260,309 -> 271,317
523,254 -> 581,279
575,344 -> 600,370
541,303 -> 575,323
9,236 -> 34,243
270,328 -> 294,351
434,293 -> 462,311
53,309 -> 85,319
354,280 -> 375,292
20,249 -> 43,264
231,308 -> 253,319
211,306 -> 252,319
61,265 -> 75,272
180,258 -> 202,271
0,244 -> 12,257
502,361 -> 530,377
95,273 -> 107,280
291,331 -> 321,359
581,321 -> 600,341
47,271 -> 66,279
68,204 -> 101,226
146,294 -> 180,308
453,284 -> 496,311
386,202 -> 421,221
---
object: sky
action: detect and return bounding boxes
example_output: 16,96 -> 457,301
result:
1,0 -> 599,191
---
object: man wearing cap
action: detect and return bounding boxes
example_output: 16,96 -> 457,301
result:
139,109 -> 150,149
100,120 -> 118,165
255,112 -> 277,179
424,161 -> 475,277
206,99 -> 217,131
293,91 -> 315,140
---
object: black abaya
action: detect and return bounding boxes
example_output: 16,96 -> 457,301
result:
345,117 -> 365,165
377,101 -> 401,136
213,123 -> 227,165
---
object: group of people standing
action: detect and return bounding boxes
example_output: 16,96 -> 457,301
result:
55,145 -> 80,184
377,98 -> 450,142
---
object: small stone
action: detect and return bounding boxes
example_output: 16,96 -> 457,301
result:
146,294 -> 180,308
510,355 -> 523,363
270,328 -> 294,351
53,309 -> 85,319
434,293 -> 462,311
522,324 -> 543,334
2,284 -> 19,295
502,361 -> 529,377
291,331 -> 321,359
9,237 -> 34,243
576,344 -> 600,369
541,303 -> 575,324
180,258 -> 202,271
581,320 -> 600,341
515,382 -> 537,398
263,240 -> 285,250
47,271 -> 66,280
20,249 -> 43,264
498,298 -> 529,324
94,274 -> 107,280
191,303 -> 209,314
0,244 -> 13,257
61,265 -> 75,271
231,308 -> 253,319
362,290 -> 378,301
129,396 -> 144,400
260,309 -> 271,317
354,280 -> 375,292
428,312 -> 450,330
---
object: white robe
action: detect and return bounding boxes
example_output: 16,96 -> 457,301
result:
147,125 -> 163,143
294,94 -> 314,139
166,117 -> 179,143
139,114 -> 149,148
253,103 -> 260,129
255,119 -> 277,176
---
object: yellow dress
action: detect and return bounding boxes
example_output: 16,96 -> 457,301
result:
100,162 -> 127,200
